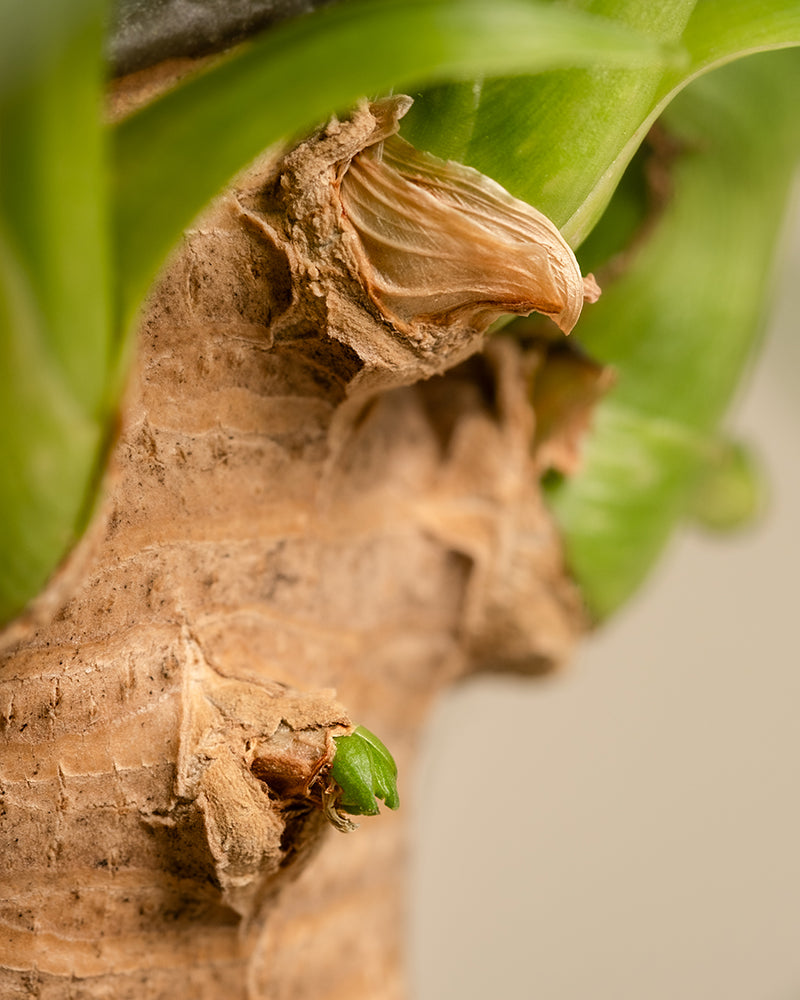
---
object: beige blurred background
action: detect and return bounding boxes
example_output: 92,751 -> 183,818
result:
410,185 -> 800,999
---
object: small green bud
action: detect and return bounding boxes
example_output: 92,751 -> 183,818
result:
331,725 -> 399,817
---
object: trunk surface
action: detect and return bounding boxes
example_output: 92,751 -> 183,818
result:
0,95 -> 586,999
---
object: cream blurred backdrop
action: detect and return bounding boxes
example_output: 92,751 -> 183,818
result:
411,186 -> 800,1000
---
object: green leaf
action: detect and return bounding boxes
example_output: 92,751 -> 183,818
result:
568,0 -> 800,244
111,0 -> 674,327
0,0 -> 100,100
0,0 -> 111,623
401,0 -> 697,238
0,229 -> 102,619
331,725 -> 400,816
677,0 -> 800,79
401,0 -> 800,246
547,50 -> 800,619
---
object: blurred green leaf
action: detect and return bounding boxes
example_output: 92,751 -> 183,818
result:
0,230 -> 102,618
687,438 -> 765,533
0,0 -> 100,100
547,50 -> 800,619
0,1 -> 110,623
1,13 -> 110,408
111,0 -> 674,326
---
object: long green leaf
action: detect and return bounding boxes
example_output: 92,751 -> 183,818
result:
547,49 -> 800,619
565,0 -> 800,243
679,0 -> 800,75
0,229 -> 101,619
401,0 -> 697,236
111,0 -> 674,327
400,0 -> 800,246
0,0 -> 100,99
0,1 -> 110,623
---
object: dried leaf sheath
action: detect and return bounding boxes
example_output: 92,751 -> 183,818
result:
339,132 -> 596,336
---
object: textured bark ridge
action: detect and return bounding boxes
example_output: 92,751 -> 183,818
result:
0,99 -> 587,998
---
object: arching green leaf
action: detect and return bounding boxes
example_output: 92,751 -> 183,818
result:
546,50 -> 800,618
111,0 -> 673,326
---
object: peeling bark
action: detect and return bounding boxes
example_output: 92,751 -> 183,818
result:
0,98 -> 589,998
